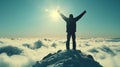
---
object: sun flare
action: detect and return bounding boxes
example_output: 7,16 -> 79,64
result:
50,10 -> 59,20
45,8 -> 60,21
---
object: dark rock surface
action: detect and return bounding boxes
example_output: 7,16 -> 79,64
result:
33,50 -> 102,67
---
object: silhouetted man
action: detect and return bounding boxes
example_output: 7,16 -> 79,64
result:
58,10 -> 86,50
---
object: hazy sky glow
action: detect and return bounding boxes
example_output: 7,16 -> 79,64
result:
0,0 -> 120,38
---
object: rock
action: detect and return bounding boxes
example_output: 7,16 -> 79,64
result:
33,50 -> 102,67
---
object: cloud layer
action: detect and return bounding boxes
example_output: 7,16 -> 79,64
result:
0,38 -> 120,67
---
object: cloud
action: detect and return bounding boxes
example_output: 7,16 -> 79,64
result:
99,45 -> 116,56
11,38 -> 15,40
115,49 -> 120,53
106,38 -> 120,42
84,43 -> 90,46
0,41 -> 4,44
22,43 -> 31,49
58,40 -> 66,44
0,46 -> 22,56
0,57 -> 9,67
44,38 -> 51,41
88,48 -> 99,53
0,54 -> 35,67
22,40 -> 48,49
34,40 -> 44,49
51,42 -> 57,48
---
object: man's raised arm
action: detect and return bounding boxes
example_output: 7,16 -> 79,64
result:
58,10 -> 68,21
75,10 -> 86,21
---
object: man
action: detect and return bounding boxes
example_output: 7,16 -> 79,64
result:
58,10 -> 86,50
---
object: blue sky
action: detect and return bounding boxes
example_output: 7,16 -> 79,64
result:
0,0 -> 120,38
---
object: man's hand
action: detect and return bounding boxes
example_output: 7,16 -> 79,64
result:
84,10 -> 87,13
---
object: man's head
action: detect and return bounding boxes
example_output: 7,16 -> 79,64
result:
69,14 -> 73,19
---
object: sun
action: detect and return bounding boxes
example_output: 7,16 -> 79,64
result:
44,8 -> 60,21
50,10 -> 59,20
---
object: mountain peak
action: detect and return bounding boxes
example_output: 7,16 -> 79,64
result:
33,50 -> 102,67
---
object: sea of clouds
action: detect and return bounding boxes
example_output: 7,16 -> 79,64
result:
0,37 -> 120,67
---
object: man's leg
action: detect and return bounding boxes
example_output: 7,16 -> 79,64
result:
72,33 -> 76,50
66,33 -> 71,50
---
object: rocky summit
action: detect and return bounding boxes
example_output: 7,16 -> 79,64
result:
33,50 -> 102,67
